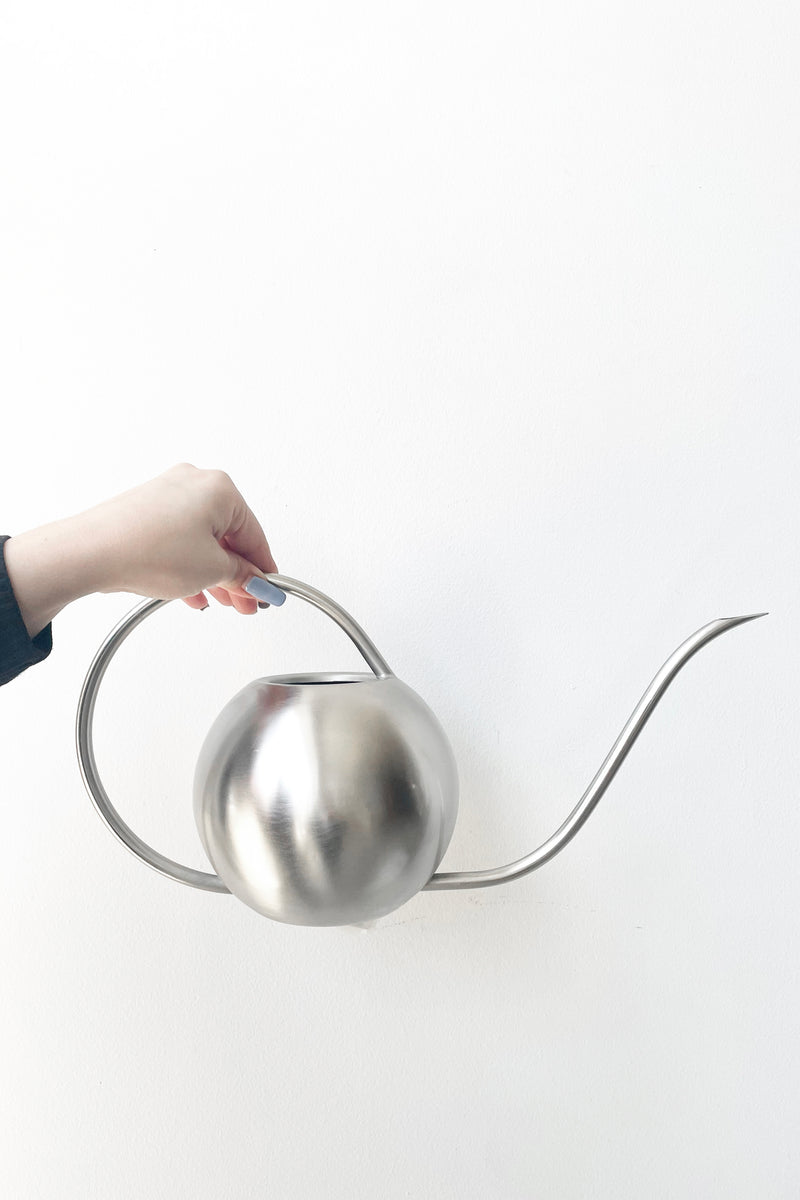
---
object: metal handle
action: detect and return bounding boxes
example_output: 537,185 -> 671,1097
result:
75,574 -> 393,892
424,612 -> 767,892
263,574 -> 393,679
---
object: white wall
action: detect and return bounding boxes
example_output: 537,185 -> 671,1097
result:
1,3 -> 798,1196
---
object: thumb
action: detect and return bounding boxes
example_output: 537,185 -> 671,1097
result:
218,546 -> 271,595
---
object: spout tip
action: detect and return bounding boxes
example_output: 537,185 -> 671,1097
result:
724,612 -> 769,626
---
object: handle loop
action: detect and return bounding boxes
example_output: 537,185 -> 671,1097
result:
75,575 -> 393,892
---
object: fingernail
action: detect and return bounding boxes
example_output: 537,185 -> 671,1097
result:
244,576 -> 287,606
257,601 -> 270,609
201,604 -> 210,611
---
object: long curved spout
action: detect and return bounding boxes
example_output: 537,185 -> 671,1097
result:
424,613 -> 767,892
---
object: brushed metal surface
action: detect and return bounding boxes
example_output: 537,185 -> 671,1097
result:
75,574 -> 459,923
193,671 -> 458,925
75,572 -> 765,924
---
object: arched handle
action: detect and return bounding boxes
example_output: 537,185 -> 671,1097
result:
75,574 -> 393,892
423,612 -> 767,892
253,574 -> 393,679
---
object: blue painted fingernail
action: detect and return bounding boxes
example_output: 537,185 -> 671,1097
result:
245,576 -> 286,606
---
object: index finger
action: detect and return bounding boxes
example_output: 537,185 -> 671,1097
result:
223,499 -> 278,577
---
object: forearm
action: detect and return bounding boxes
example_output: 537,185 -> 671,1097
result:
3,510 -> 112,639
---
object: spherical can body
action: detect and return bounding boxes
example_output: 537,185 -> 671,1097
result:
193,672 -> 459,925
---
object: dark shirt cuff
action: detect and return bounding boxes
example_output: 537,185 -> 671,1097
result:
0,534 -> 53,686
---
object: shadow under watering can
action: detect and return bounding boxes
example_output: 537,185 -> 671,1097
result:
76,574 -> 766,926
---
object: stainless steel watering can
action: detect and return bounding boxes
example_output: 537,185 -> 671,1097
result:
76,575 -> 764,925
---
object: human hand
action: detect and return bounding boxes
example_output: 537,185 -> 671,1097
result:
86,462 -> 278,614
4,463 -> 278,639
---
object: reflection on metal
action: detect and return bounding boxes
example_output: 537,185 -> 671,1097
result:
76,576 -> 765,925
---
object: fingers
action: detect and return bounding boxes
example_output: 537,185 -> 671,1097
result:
183,589 -> 256,614
206,584 -> 258,615
182,592 -> 209,611
227,589 -> 258,615
202,537 -> 271,615
206,585 -> 233,607
177,470 -> 278,617
223,504 -> 278,575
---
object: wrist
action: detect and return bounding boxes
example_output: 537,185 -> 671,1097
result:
4,511 -> 114,638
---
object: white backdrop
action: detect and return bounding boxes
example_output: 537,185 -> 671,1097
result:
1,3 -> 798,1197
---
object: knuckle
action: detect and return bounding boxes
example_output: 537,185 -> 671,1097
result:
211,467 -> 233,489
202,468 -> 234,500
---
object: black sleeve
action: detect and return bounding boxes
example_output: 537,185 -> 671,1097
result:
0,535 -> 53,686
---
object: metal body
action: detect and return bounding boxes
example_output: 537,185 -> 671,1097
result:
76,575 -> 764,924
194,670 -> 458,924
76,576 -> 460,924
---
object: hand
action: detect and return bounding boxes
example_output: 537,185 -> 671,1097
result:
4,463 -> 278,638
88,463 -> 278,612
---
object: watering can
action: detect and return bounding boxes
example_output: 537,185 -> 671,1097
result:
76,574 -> 765,925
